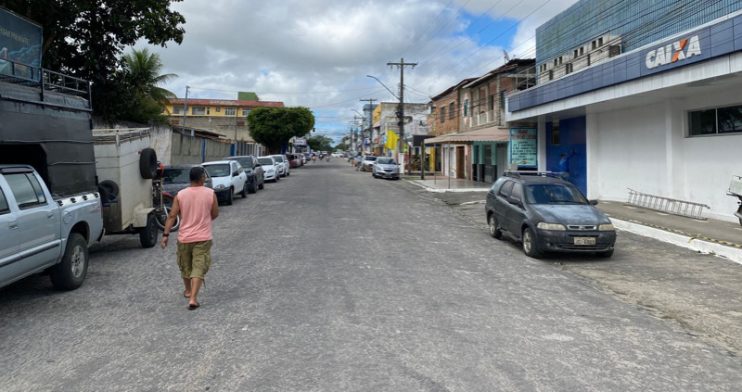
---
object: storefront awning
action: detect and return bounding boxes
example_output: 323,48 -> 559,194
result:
424,127 -> 509,144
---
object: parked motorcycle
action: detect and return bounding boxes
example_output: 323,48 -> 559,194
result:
728,175 -> 742,226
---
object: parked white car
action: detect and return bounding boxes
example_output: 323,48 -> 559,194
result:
271,154 -> 290,177
257,156 -> 280,182
202,160 -> 247,205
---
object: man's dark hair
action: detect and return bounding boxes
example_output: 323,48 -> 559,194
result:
190,166 -> 206,182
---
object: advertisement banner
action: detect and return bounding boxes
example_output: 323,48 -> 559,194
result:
509,128 -> 537,168
293,137 -> 307,146
0,8 -> 43,78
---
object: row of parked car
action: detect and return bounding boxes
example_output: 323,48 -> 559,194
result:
161,153 -> 308,205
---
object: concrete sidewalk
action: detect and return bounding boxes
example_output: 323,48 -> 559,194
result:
599,201 -> 742,265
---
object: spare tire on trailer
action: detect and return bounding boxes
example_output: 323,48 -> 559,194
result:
139,148 -> 158,179
98,180 -> 120,203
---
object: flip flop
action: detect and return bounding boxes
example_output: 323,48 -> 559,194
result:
188,302 -> 200,310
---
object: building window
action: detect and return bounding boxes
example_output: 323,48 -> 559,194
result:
488,95 -> 494,111
242,109 -> 251,117
225,107 -> 236,116
551,124 -> 560,145
580,47 -> 584,55
565,63 -> 573,74
448,102 -> 455,119
548,70 -> 554,81
172,106 -> 182,115
573,49 -> 578,58
558,56 -> 563,65
215,106 -> 221,113
689,105 -> 742,136
440,107 -> 446,123
553,58 -> 557,66
592,40 -> 597,49
191,106 -> 206,115
598,37 -> 603,46
464,99 -> 470,117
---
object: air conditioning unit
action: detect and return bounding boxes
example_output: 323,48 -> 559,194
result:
608,45 -> 621,57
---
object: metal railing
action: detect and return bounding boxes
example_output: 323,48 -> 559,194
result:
0,58 -> 91,100
627,188 -> 710,220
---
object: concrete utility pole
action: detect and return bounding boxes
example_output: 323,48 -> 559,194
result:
359,98 -> 377,154
352,115 -> 364,152
387,58 -> 417,175
182,85 -> 190,134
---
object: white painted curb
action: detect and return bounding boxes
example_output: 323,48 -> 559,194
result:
405,180 -> 490,193
612,218 -> 742,265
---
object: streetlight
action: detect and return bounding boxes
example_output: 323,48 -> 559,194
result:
366,75 -> 399,100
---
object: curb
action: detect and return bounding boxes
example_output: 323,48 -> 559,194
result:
405,180 -> 491,193
612,218 -> 742,265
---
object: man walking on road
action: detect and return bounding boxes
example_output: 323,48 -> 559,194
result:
161,166 -> 219,310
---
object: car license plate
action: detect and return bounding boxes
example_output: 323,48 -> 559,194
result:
573,237 -> 596,246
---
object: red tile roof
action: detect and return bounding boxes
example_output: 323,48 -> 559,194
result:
167,98 -> 284,108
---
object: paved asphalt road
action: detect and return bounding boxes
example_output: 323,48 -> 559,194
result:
1,161 -> 741,391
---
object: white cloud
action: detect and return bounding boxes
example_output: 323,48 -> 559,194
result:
142,0 -> 578,140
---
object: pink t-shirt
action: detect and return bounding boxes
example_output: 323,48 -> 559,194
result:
176,186 -> 215,243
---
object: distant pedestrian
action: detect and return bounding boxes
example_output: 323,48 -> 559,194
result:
161,166 -> 219,310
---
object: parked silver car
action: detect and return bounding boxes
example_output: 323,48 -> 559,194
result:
372,157 -> 400,179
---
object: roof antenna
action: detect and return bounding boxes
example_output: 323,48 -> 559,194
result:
503,50 -> 510,62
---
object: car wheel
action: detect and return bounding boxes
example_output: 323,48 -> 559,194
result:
249,177 -> 258,193
259,181 -> 264,190
50,233 -> 89,290
139,213 -> 159,248
487,214 -> 502,239
226,188 -> 234,205
522,227 -> 543,258
597,249 -> 614,258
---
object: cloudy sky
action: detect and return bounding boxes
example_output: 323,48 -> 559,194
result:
147,0 -> 578,142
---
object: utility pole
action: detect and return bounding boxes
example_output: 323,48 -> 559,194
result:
182,85 -> 191,135
359,98 -> 377,154
387,58 -> 417,175
352,115 -> 364,153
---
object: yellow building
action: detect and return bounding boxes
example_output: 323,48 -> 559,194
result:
162,97 -> 284,143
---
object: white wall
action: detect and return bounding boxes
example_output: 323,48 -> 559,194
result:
589,87 -> 742,222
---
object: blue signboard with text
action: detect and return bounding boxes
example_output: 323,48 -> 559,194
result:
509,128 -> 537,169
0,8 -> 43,79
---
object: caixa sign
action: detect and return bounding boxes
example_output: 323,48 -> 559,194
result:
645,35 -> 702,69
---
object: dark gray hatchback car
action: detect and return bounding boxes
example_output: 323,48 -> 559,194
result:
485,172 -> 616,258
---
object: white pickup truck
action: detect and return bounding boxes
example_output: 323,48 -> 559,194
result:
0,165 -> 103,290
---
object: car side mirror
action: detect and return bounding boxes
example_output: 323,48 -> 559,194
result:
589,199 -> 599,205
509,196 -> 523,207
232,171 -> 239,177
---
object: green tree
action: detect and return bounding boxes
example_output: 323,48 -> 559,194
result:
119,48 -> 177,123
248,107 -> 315,153
2,0 -> 186,121
307,135 -> 334,152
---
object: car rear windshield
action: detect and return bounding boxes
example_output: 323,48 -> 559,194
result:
203,164 -> 230,177
163,168 -> 191,184
525,184 -> 587,205
273,156 -> 285,162
365,156 -> 377,161
376,157 -> 394,164
228,157 -> 253,168
257,158 -> 273,165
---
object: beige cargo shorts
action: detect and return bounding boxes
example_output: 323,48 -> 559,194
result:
176,240 -> 212,279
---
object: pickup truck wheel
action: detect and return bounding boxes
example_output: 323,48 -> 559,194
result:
139,214 -> 159,248
50,233 -> 88,290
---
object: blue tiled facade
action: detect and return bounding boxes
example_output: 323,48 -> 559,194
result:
536,0 -> 742,67
510,8 -> 742,113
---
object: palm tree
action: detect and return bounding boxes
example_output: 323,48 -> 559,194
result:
119,48 -> 177,123
121,48 -> 177,105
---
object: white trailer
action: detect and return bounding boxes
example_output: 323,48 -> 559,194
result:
93,128 -> 159,248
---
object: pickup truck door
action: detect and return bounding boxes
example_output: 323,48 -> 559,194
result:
2,170 -> 62,274
0,184 -> 20,286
